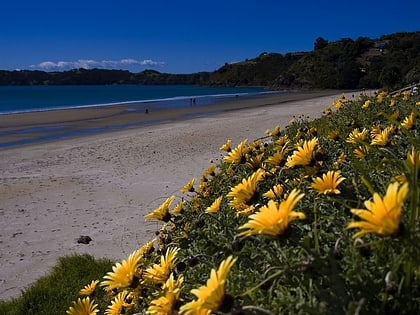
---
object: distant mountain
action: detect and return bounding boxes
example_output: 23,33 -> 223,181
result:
0,31 -> 418,90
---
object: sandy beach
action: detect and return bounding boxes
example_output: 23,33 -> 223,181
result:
0,90 -> 367,300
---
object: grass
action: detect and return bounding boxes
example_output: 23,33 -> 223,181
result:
0,254 -> 113,315
1,89 -> 419,314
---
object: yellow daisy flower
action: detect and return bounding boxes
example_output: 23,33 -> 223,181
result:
294,128 -> 305,140
101,249 -> 143,291
346,128 -> 368,144
238,189 -> 305,237
145,195 -> 175,222
394,173 -> 408,185
370,124 -> 381,137
191,194 -> 202,211
137,238 -> 156,258
390,109 -> 400,121
362,99 -> 371,108
143,247 -> 179,285
402,90 -> 411,101
285,138 -> 318,168
405,147 -> 420,180
202,163 -> 217,178
79,280 -> 99,296
273,135 -> 289,149
311,170 -> 345,195
376,91 -> 388,104
264,125 -> 281,137
354,145 -> 370,159
180,256 -> 237,315
172,200 -> 185,215
181,178 -> 195,193
401,112 -> 416,129
371,126 -> 393,146
66,297 -> 99,315
333,99 -> 343,110
138,239 -> 156,258
197,180 -> 211,197
389,98 -> 397,107
308,127 -> 317,136
340,94 -> 350,103
219,139 -> 232,152
105,291 -> 134,315
206,197 -> 223,213
347,182 -> 409,239
263,184 -> 284,199
245,152 -> 264,170
181,222 -> 191,239
333,94 -> 350,109
323,106 -> 332,116
328,130 -> 340,141
249,139 -> 263,152
334,151 -> 347,168
265,150 -> 286,166
223,139 -> 248,164
147,273 -> 184,315
227,168 -> 265,215
407,147 -> 420,170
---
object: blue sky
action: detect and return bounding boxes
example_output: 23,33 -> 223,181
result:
1,0 -> 419,74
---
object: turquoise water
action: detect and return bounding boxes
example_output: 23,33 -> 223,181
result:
0,85 -> 268,114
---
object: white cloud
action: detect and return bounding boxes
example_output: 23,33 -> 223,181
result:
31,58 -> 165,71
39,61 -> 59,68
140,59 -> 162,66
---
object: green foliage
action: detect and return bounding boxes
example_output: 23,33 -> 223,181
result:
314,37 -> 329,51
0,254 -> 113,315
209,52 -> 304,87
210,32 -> 419,90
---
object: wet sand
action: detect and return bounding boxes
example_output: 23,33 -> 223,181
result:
0,89 -> 367,300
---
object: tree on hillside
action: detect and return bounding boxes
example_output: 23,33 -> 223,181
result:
379,65 -> 402,88
314,37 -> 328,50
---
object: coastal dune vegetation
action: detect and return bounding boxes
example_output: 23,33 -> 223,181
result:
1,88 -> 419,314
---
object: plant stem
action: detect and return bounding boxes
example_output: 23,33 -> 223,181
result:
240,270 -> 283,297
313,201 -> 320,255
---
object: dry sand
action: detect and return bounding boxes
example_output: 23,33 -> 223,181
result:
0,90 -> 369,300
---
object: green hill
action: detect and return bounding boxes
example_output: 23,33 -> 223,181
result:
208,32 -> 420,90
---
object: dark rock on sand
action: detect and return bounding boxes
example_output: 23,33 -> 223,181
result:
77,235 -> 92,244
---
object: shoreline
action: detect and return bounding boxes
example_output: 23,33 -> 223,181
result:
0,85 -> 268,116
0,90 -> 368,301
0,90 -> 343,148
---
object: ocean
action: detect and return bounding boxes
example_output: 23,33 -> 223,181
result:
0,85 -> 275,148
0,85 -> 269,114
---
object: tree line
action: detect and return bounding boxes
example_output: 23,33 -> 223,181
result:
0,32 -> 418,90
